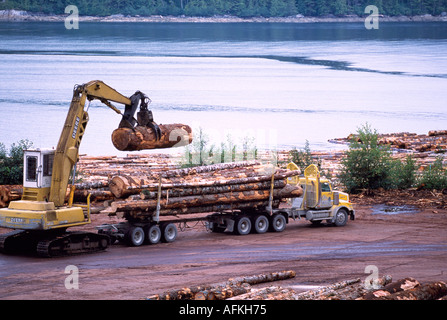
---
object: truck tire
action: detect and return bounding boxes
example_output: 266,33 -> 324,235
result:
234,216 -> 251,235
161,223 -> 178,243
252,215 -> 269,234
125,226 -> 145,247
145,224 -> 161,244
334,209 -> 348,227
269,214 -> 286,232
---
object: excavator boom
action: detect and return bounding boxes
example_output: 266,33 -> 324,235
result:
0,81 -> 165,257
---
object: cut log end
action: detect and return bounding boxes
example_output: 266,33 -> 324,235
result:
112,124 -> 193,151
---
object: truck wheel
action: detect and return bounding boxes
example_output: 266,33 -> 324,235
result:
253,215 -> 269,234
125,226 -> 145,247
269,214 -> 286,232
161,223 -> 178,243
234,216 -> 251,235
334,209 -> 348,227
145,224 -> 161,244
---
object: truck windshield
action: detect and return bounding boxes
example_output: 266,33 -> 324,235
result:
321,182 -> 331,192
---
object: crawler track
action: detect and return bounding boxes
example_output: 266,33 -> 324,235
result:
0,229 -> 110,257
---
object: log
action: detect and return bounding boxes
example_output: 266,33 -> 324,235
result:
111,185 -> 303,214
364,277 -> 420,299
139,180 -> 287,200
375,281 -> 447,300
228,286 -> 297,300
0,185 -> 22,207
73,189 -> 115,203
111,124 -> 192,151
227,270 -> 296,286
158,160 -> 264,178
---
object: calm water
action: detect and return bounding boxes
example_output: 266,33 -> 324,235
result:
0,22 -> 446,156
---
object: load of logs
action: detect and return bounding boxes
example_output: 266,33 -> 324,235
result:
107,160 -> 302,220
147,272 -> 447,300
111,124 -> 193,151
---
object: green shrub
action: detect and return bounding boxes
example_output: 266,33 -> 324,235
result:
0,139 -> 34,185
337,124 -> 394,193
418,157 -> 447,190
389,155 -> 418,189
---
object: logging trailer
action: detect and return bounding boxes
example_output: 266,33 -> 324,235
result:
96,163 -> 355,247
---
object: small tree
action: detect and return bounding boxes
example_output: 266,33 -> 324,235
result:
289,140 -> 312,172
181,127 -> 214,167
338,124 -> 393,193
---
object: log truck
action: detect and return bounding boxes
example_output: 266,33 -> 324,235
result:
96,163 -> 355,247
0,80 -> 167,257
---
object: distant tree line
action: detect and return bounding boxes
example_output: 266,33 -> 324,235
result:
2,0 -> 447,17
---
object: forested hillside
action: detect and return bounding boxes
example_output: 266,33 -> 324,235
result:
1,0 -> 447,17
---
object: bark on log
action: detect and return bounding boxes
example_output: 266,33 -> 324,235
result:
73,189 -> 115,202
111,124 -> 192,151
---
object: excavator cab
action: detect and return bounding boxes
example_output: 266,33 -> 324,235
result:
21,149 -> 55,202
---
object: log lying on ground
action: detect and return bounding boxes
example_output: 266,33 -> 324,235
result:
363,277 -> 420,299
147,270 -> 296,300
373,281 -> 447,300
111,124 -> 192,151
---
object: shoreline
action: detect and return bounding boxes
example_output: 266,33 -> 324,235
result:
1,9 -> 447,23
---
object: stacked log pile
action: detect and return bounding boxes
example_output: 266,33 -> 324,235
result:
107,161 -> 302,219
146,272 -> 447,300
147,270 -> 296,300
332,130 -> 447,153
229,275 -> 447,300
0,153 -> 181,208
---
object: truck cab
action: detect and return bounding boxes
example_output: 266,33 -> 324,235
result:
287,163 -> 355,225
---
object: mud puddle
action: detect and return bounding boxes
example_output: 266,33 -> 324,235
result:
371,204 -> 420,215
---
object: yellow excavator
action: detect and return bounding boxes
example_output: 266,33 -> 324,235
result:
0,80 -> 165,257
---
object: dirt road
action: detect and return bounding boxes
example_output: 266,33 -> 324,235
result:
0,204 -> 446,300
